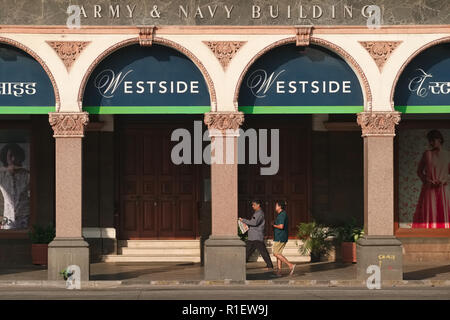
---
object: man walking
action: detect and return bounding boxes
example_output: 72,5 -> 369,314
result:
272,200 -> 295,276
239,200 -> 274,271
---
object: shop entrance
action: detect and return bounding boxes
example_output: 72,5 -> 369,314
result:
238,115 -> 311,238
117,117 -> 201,240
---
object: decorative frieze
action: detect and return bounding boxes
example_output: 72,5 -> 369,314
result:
357,112 -> 401,137
204,41 -> 246,70
359,41 -> 402,72
204,112 -> 244,132
49,112 -> 89,137
47,41 -> 90,72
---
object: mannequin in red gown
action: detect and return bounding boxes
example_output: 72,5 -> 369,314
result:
412,130 -> 450,229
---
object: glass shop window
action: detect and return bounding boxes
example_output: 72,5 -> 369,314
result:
0,129 -> 31,230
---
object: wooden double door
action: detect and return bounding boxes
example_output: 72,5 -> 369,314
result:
238,115 -> 311,238
119,124 -> 199,239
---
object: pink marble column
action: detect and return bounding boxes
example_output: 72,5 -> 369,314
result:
357,112 -> 401,236
203,112 -> 246,281
356,111 -> 403,280
47,112 -> 90,281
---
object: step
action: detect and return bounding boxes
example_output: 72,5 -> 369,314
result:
118,240 -> 200,249
101,255 -> 201,263
119,247 -> 200,256
253,255 -> 311,263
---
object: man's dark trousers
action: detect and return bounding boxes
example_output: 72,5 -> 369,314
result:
246,240 -> 274,268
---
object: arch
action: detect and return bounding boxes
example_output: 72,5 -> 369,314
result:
390,36 -> 450,109
78,37 -> 216,111
233,37 -> 372,111
0,36 -> 60,109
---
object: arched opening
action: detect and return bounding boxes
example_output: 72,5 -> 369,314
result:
80,42 -> 215,264
235,42 -> 365,263
392,42 -> 450,245
0,41 -> 57,266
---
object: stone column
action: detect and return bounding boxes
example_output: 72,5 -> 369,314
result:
47,112 -> 90,281
356,111 -> 403,281
203,112 -> 246,281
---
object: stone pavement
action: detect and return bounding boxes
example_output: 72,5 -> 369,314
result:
0,261 -> 449,287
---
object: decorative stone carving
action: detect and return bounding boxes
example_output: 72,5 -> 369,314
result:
204,112 -> 244,132
204,41 -> 246,70
359,41 -> 402,72
47,41 -> 90,72
295,26 -> 313,46
49,112 -> 89,137
357,112 -> 401,137
139,26 -> 155,46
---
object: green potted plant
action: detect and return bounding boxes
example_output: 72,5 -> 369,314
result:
297,221 -> 333,262
334,219 -> 364,263
29,224 -> 55,266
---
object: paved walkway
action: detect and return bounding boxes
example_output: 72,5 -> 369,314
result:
0,261 -> 449,282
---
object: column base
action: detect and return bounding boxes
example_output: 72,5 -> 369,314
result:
48,238 -> 90,281
356,236 -> 403,280
204,236 -> 246,281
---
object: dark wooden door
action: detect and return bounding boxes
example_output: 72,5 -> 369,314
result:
119,125 -> 198,239
238,116 -> 311,238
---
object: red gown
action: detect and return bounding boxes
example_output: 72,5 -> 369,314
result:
412,149 -> 450,229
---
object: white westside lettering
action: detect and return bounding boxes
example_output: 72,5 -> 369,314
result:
247,69 -> 285,98
246,69 -> 353,97
0,82 -> 36,97
94,69 -> 133,98
94,69 -> 201,97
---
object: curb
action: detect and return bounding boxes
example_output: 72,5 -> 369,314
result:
0,279 -> 449,289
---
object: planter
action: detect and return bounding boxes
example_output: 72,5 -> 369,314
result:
310,252 -> 321,263
31,244 -> 48,266
341,242 -> 356,263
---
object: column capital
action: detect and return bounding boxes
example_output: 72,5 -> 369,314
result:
49,112 -> 89,138
204,111 -> 244,133
357,111 -> 401,137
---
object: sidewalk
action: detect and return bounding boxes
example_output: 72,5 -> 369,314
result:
0,261 -> 449,288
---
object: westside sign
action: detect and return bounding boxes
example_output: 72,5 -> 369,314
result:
238,44 -> 363,113
246,69 -> 352,98
0,44 -> 55,114
83,44 -> 210,114
94,69 -> 201,98
395,43 -> 450,113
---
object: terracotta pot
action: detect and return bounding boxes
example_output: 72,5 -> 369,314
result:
341,242 -> 356,263
31,244 -> 48,266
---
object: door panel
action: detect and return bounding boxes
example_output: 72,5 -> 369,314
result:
119,124 -> 199,239
238,117 -> 311,238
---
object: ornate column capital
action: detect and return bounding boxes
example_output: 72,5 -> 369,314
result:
49,112 -> 89,138
204,112 -> 244,136
357,112 -> 401,137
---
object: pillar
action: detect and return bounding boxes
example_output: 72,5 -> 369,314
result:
356,111 -> 403,280
47,112 -> 90,281
203,112 -> 246,281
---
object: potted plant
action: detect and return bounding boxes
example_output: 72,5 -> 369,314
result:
297,221 -> 333,262
29,224 -> 55,266
334,219 -> 364,263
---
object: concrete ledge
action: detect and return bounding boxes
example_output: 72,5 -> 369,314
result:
1,279 -> 450,288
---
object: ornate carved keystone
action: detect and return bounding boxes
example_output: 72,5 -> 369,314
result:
295,26 -> 313,46
139,26 -> 155,46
